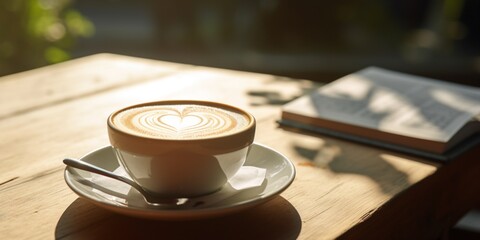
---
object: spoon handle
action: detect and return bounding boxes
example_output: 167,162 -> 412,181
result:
63,158 -> 144,194
63,158 -> 189,206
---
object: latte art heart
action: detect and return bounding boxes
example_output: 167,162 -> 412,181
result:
159,115 -> 202,130
112,104 -> 250,139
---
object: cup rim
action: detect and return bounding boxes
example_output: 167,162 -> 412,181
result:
108,100 -> 255,142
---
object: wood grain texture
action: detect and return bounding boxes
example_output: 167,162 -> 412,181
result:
0,53 -> 188,120
1,53 -> 474,240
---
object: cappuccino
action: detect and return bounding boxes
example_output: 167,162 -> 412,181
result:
107,100 -> 256,197
111,104 -> 250,140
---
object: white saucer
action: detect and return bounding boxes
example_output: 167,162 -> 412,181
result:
64,143 -> 295,220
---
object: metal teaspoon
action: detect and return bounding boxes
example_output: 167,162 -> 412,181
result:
63,158 -> 186,207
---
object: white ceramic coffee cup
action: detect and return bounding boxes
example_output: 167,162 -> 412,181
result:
107,100 -> 256,198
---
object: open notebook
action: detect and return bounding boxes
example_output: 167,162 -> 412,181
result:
280,67 -> 480,162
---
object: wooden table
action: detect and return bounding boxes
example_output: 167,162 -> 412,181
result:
1,54 -> 479,239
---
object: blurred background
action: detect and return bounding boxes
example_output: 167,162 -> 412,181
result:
1,0 -> 479,85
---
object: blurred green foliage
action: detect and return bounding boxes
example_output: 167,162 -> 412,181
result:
0,0 -> 94,76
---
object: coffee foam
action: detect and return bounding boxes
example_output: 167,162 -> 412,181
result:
112,104 -> 250,140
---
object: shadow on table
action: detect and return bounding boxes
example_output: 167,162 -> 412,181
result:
55,196 -> 301,240
247,76 -> 320,107
292,141 -> 413,195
